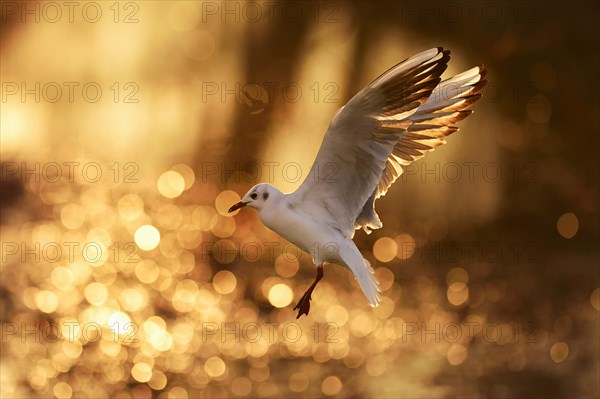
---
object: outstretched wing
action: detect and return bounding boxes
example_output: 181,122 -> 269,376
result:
353,66 -> 487,233
288,47 -> 452,238
374,66 -> 487,201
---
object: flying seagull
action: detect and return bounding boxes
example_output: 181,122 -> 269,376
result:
229,47 -> 486,318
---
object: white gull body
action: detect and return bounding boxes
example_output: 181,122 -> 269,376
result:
229,47 -> 487,317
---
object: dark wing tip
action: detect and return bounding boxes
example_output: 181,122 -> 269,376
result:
479,66 -> 488,80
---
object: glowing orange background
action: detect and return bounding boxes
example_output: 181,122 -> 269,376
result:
1,1 -> 598,398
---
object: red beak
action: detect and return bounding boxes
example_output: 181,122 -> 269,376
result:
228,201 -> 248,213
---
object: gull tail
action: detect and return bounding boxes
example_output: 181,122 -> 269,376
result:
341,243 -> 381,307
361,258 -> 382,307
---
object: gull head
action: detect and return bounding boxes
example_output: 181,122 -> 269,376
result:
228,183 -> 283,213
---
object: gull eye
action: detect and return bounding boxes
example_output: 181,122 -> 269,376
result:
250,193 -> 258,200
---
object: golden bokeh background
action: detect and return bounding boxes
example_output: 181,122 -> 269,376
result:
1,1 -> 598,398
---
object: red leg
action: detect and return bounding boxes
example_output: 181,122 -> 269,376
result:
293,265 -> 323,318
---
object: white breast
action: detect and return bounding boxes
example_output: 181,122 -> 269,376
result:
259,200 -> 345,265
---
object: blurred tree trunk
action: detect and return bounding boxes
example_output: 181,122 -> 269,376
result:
211,1 -> 312,173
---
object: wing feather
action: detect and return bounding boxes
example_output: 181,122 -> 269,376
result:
289,48 -> 451,238
289,50 -> 486,237
373,67 -> 487,204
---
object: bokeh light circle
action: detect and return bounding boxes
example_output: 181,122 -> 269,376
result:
157,171 -> 185,198
557,212 -> 579,239
321,375 -> 343,396
550,342 -> 569,363
373,237 -> 397,262
135,225 -> 161,251
268,284 -> 293,308
213,270 -> 237,295
204,356 -> 226,378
